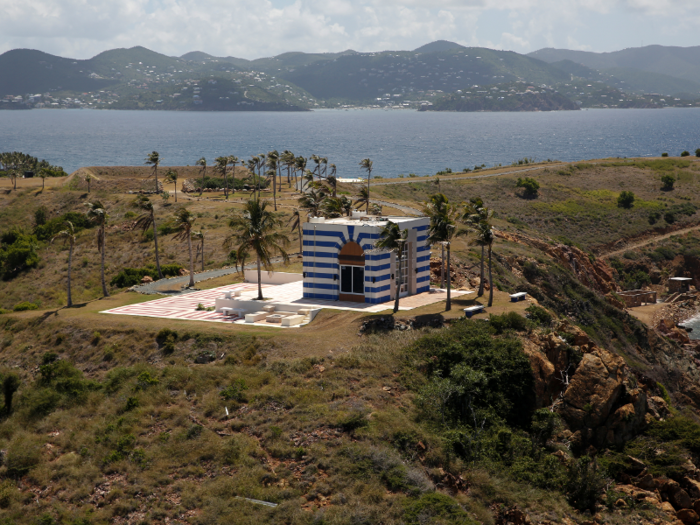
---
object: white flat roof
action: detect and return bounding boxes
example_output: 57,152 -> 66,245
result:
315,216 -> 425,226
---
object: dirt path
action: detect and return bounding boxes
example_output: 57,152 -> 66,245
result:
371,199 -> 423,216
602,223 -> 700,258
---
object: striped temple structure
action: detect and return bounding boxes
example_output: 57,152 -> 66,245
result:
302,213 -> 431,304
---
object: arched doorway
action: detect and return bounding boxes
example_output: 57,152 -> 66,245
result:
339,241 -> 365,302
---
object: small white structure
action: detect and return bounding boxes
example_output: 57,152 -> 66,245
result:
302,212 -> 431,304
669,277 -> 693,293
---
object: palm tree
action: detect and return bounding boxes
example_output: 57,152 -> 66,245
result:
303,170 -> 316,191
224,199 -> 290,300
227,155 -> 239,198
215,156 -> 228,197
287,208 -> 303,254
311,154 -> 321,182
165,170 -> 178,202
172,208 -> 197,288
282,150 -> 295,186
375,221 -> 409,313
359,158 -> 373,212
196,157 -> 207,196
295,156 -> 307,191
84,173 -> 94,193
144,151 -> 161,193
328,164 -> 338,197
320,196 -> 344,218
131,195 -> 163,278
51,221 -> 76,307
472,221 -> 495,307
86,201 -> 109,297
341,196 -> 353,216
267,151 -> 279,210
423,193 -> 451,289
38,168 -> 48,191
193,231 -> 205,271
426,196 -> 458,310
354,186 -> 370,211
298,188 -> 327,217
462,198 -> 491,297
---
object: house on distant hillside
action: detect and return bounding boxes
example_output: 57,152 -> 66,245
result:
302,211 -> 431,304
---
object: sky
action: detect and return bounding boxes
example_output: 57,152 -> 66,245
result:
0,0 -> 698,60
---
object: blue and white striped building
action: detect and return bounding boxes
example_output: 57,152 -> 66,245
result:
302,212 -> 431,304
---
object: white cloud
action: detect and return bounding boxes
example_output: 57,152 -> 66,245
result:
0,0 -> 697,59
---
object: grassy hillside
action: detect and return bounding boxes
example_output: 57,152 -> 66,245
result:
4,157 -> 700,524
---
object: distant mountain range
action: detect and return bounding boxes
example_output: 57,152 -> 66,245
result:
2,41 -> 700,111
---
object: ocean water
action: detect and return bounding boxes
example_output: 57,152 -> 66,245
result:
1,108 -> 699,178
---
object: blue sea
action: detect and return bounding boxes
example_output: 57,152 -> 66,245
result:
1,108 -> 699,177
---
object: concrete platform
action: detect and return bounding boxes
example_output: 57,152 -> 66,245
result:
101,281 -> 472,327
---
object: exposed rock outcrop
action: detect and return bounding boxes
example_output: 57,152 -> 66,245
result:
523,321 -> 650,449
496,231 -> 618,294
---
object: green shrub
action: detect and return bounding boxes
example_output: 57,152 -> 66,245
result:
186,425 -> 203,439
403,493 -> 475,525
124,397 -> 139,411
5,434 -> 43,477
489,312 -> 531,334
110,264 -> 183,288
516,177 -> 540,197
617,191 -> 635,209
681,150 -> 690,157
220,379 -> 247,402
136,371 -> 159,389
662,152 -> 669,157
13,301 -> 38,311
696,148 -> 700,158
34,211 -> 92,241
413,320 -> 535,430
565,455 -> 607,512
648,211 -> 661,225
661,174 -> 676,190
156,328 -> 178,355
525,305 -> 553,326
0,229 -> 40,279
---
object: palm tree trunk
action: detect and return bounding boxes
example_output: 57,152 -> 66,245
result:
152,210 -> 163,278
256,255 -> 263,300
441,244 -> 445,289
231,166 -> 235,195
224,167 -> 228,199
154,165 -> 159,193
478,245 -> 485,296
201,239 -> 205,272
187,234 -> 195,288
273,169 -> 277,211
100,225 -> 109,297
487,245 -> 494,307
298,223 -> 303,254
394,249 -> 401,313
366,173 -> 371,212
67,242 -> 73,307
446,243 -> 452,311
200,167 -> 205,197
42,177 -> 45,190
